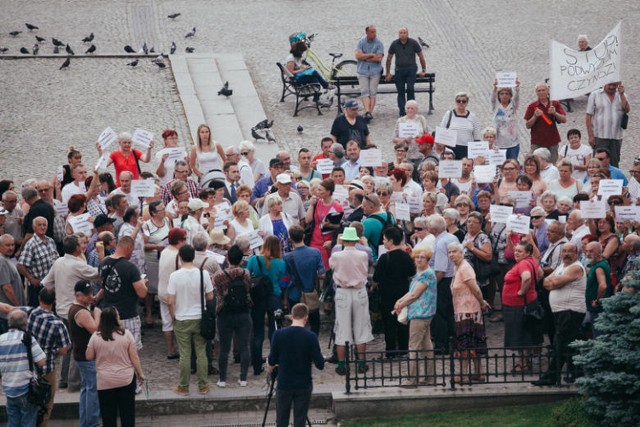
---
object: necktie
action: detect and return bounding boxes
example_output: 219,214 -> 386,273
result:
230,182 -> 237,202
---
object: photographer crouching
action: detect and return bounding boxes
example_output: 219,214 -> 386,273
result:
267,303 -> 325,427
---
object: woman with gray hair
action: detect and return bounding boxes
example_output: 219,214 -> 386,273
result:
393,100 -> 429,164
491,77 -> 521,160
440,92 -> 480,160
411,216 -> 434,250
259,194 -> 293,256
239,140 -> 266,182
447,242 -> 490,383
443,208 -> 464,243
96,131 -> 154,186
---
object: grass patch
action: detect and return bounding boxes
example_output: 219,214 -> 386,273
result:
341,402 -> 560,427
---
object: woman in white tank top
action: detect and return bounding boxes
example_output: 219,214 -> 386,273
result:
227,200 -> 256,243
189,124 -> 226,180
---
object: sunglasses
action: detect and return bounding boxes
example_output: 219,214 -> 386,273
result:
241,152 -> 249,156
376,192 -> 388,197
531,215 -> 543,219
499,203 -> 513,207
608,200 -> 623,205
414,227 -> 425,231
502,167 -> 516,171
456,99 -> 468,104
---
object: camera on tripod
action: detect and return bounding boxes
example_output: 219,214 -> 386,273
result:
274,309 -> 285,330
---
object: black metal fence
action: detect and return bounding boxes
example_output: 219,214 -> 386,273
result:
343,339 -> 577,393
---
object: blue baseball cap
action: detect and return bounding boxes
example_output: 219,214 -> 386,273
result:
344,99 -> 360,110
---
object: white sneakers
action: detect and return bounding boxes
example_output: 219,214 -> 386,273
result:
216,381 -> 226,388
238,380 -> 247,387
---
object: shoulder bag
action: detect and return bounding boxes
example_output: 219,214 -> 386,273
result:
289,251 -> 320,312
472,233 -> 500,280
250,257 -> 273,303
522,260 -> 544,330
199,259 -> 216,340
22,330 -> 52,422
303,203 -> 316,245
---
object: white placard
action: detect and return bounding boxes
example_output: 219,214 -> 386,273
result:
315,158 -> 334,174
359,149 -> 382,167
130,179 -> 155,198
473,165 -> 496,183
435,127 -> 457,147
615,206 -> 640,221
205,250 -> 226,265
213,215 -> 228,230
558,215 -> 567,224
173,218 -> 182,227
580,200 -> 607,219
509,191 -> 533,209
160,147 -> 187,162
438,160 -> 463,178
247,231 -> 264,250
468,141 -> 490,159
490,205 -> 513,224
132,128 -> 154,149
98,127 -> 118,150
407,195 -> 422,214
332,185 -> 348,202
95,154 -> 109,171
496,72 -> 517,88
398,122 -> 420,138
56,165 -> 64,183
489,149 -> 507,166
627,177 -> 640,201
54,200 -> 69,217
507,214 -> 531,234
68,213 -> 93,234
597,179 -> 624,198
395,202 -> 410,221
390,192 -> 404,203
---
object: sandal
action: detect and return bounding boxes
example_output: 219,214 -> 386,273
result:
511,364 -> 531,374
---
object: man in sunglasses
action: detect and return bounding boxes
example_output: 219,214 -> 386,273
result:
593,148 -> 628,186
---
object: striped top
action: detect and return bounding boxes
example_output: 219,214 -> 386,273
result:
0,329 -> 46,398
586,89 -> 627,140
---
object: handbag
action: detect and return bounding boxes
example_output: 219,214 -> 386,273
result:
522,262 -> 545,330
22,331 -> 52,414
303,203 -> 316,245
621,112 -> 629,130
250,257 -> 273,303
396,306 -> 408,325
199,260 -> 216,340
289,252 -> 320,312
472,233 -> 499,281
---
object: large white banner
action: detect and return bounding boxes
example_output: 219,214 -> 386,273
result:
549,22 -> 622,100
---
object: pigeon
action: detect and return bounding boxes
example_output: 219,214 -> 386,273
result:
85,44 -> 96,54
154,61 -> 166,69
142,42 -> 148,55
127,59 -> 139,67
82,33 -> 94,43
53,46 -> 60,54
59,57 -> 70,70
168,13 -> 181,20
35,35 -> 45,43
170,41 -> 176,55
10,31 -> 22,37
32,44 -> 39,55
251,127 -> 266,142
52,38 -> 64,47
65,44 -> 74,55
185,27 -> 196,38
149,47 -> 155,53
20,47 -> 29,54
185,47 -> 194,53
151,54 -> 164,64
297,125 -> 304,133
0,47 -> 8,54
418,37 -> 430,49
25,23 -> 39,31
124,45 -> 135,53
218,81 -> 232,97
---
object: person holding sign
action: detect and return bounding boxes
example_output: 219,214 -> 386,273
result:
439,92 -> 480,160
524,82 -> 567,164
155,129 -> 188,185
491,78 -> 521,160
393,100 -> 429,164
96,132 -> 154,187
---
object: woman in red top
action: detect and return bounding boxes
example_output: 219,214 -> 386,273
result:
304,179 -> 343,269
96,132 -> 154,186
502,241 -> 543,373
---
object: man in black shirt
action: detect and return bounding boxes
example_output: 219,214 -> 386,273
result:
330,100 -> 371,149
385,27 -> 427,116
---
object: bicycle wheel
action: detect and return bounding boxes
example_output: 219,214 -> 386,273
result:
330,59 -> 357,81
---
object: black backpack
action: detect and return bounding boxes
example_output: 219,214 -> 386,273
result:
250,257 -> 273,303
222,270 -> 250,313
369,212 -> 395,247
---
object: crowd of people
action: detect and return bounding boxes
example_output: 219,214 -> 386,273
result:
0,27 -> 637,427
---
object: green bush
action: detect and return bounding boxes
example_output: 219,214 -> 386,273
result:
550,397 -> 598,427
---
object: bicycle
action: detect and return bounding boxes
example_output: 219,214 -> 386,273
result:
289,32 -> 357,85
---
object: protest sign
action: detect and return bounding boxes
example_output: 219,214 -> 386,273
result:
496,72 -> 517,88
398,122 -> 420,138
597,179 -> 624,198
468,141 -> 490,159
507,214 -> 530,234
360,149 -> 382,167
580,199 -> 607,219
615,205 -> 640,221
98,127 -> 117,150
473,165 -> 496,183
488,149 -> 507,166
435,127 -> 457,147
395,202 -> 411,221
316,159 -> 334,174
130,179 -> 156,198
490,205 -> 513,224
438,160 -> 462,178
132,128 -> 154,149
69,213 -> 93,234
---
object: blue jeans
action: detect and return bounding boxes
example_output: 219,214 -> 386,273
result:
6,393 -> 38,427
394,66 -> 418,115
76,360 -> 100,427
251,295 -> 282,373
505,145 -> 520,161
295,69 -> 329,89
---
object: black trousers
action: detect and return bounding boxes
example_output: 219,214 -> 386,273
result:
98,375 -> 136,427
547,310 -> 585,380
380,299 -> 408,356
431,277 -> 454,352
276,386 -> 312,427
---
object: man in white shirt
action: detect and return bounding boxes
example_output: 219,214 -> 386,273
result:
225,146 -> 254,189
453,158 -> 474,195
223,162 -> 241,204
110,171 -> 139,207
342,141 -> 362,182
567,210 -> 589,253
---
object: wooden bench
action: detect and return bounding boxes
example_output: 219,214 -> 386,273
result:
334,72 -> 436,115
277,62 -> 324,116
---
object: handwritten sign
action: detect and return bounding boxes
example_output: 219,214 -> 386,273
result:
68,213 -> 93,234
435,127 -> 457,147
54,200 -> 69,217
615,205 -> 640,221
359,148 -> 382,167
98,127 -> 118,150
407,195 -> 422,214
438,160 -> 462,178
489,149 -> 507,166
247,231 -> 264,250
132,128 -> 154,149
315,158 -> 334,174
398,122 -> 420,138
496,72 -> 517,88
507,214 -> 531,234
473,165 -> 496,183
509,191 -> 533,209
130,179 -> 155,198
550,21 -> 622,99
468,141 -> 490,159
597,179 -> 624,198
394,202 -> 411,221
159,147 -> 187,162
490,205 -> 513,224
580,199 -> 607,219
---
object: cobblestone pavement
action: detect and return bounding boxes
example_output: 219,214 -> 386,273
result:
0,0 -> 638,186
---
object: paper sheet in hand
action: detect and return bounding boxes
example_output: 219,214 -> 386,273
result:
205,250 -> 226,265
316,158 -> 334,174
398,122 -> 420,138
95,154 -> 109,171
359,149 -> 382,167
130,179 -> 156,198
509,191 -> 533,209
597,179 -> 623,198
468,141 -> 490,159
615,205 -> 640,221
473,165 -> 496,183
407,195 -> 422,214
496,72 -> 517,88
627,177 -> 640,200
132,128 -> 154,149
507,214 -> 530,234
69,213 -> 93,234
488,149 -> 507,166
435,127 -> 457,147
490,205 -> 513,224
580,199 -> 606,219
438,160 -> 462,178
395,202 -> 410,221
161,147 -> 187,162
247,231 -> 264,250
98,127 -> 118,150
